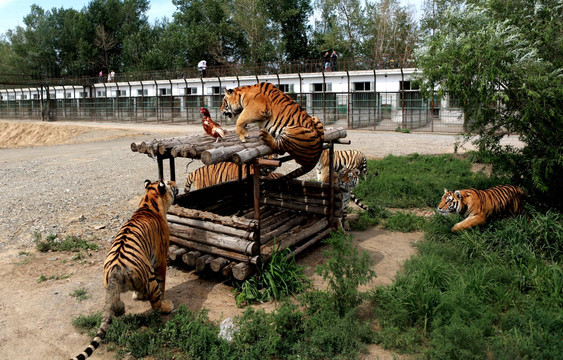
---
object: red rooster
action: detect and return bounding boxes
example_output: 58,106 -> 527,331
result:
200,107 -> 226,142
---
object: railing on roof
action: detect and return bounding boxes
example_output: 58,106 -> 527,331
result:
0,55 -> 415,88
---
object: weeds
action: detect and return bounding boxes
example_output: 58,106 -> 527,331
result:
37,273 -> 72,283
34,232 -> 98,253
70,287 -> 90,302
316,230 -> 376,315
234,243 -> 309,306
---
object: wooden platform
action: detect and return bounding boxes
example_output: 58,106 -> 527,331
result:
131,126 -> 349,280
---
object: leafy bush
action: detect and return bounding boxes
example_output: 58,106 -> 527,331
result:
316,230 -> 375,315
234,244 -> 309,306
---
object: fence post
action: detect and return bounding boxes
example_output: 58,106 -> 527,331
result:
346,70 -> 350,129
400,67 -> 405,130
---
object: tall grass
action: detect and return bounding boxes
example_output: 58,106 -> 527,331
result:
233,244 -> 309,306
372,210 -> 563,359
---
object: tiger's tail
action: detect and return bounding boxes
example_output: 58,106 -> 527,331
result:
71,272 -> 122,360
351,193 -> 370,211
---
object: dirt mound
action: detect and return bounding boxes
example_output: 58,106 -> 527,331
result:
0,120 -> 142,148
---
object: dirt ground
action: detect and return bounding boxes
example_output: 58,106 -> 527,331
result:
0,119 -> 510,359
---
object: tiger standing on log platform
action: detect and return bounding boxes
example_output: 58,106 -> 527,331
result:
437,184 -> 525,232
71,180 -> 178,360
220,82 -> 324,180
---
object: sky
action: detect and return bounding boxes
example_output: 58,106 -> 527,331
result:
0,0 -> 424,37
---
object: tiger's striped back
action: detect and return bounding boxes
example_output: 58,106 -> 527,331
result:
437,184 -> 525,232
317,149 -> 368,183
185,161 -> 276,192
221,82 -> 324,181
71,180 -> 177,360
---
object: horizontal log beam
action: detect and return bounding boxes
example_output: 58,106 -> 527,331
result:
260,197 -> 342,217
260,214 -> 309,244
167,214 -> 255,240
261,218 -> 330,260
169,223 -> 259,255
288,227 -> 333,259
171,235 -> 251,263
261,192 -> 333,206
168,205 -> 257,230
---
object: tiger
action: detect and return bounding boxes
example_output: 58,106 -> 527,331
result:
335,168 -> 371,230
71,179 -> 178,360
184,161 -> 275,193
316,149 -> 368,183
220,82 -> 324,181
437,184 -> 525,232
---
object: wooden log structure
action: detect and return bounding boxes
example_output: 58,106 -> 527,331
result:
131,127 -> 346,165
132,123 -> 349,281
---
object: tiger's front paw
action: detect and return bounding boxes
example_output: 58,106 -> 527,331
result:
160,299 -> 174,314
237,127 -> 249,142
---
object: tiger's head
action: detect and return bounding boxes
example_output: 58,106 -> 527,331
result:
336,168 -> 360,192
437,188 -> 463,215
143,179 -> 178,214
220,88 -> 243,118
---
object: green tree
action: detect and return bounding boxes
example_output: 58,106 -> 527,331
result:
415,0 -> 563,207
231,0 -> 277,63
172,0 -> 246,67
263,0 -> 314,60
362,0 -> 419,64
311,0 -> 366,58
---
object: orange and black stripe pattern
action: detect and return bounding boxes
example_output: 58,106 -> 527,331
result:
221,82 -> 324,180
437,184 -> 525,232
317,149 -> 368,183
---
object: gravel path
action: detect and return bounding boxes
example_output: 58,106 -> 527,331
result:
0,121 -> 524,250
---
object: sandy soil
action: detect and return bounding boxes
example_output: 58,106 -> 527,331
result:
0,119 -> 518,359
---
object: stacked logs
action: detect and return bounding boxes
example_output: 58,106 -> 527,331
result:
131,126 -> 348,166
166,206 -> 261,280
166,179 -> 343,280
134,126 -> 349,281
261,179 -> 343,218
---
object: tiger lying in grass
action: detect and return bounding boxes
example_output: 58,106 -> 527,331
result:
437,185 -> 525,232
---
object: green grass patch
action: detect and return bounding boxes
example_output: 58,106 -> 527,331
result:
372,209 -> 563,359
72,231 -> 375,360
70,287 -> 90,302
355,154 -> 504,209
384,211 -> 428,232
37,273 -> 72,283
34,232 -> 98,253
234,244 -> 309,306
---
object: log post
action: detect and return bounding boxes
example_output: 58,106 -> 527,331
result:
196,254 -> 214,272
232,262 -> 254,281
210,257 -> 230,272
182,251 -> 201,267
